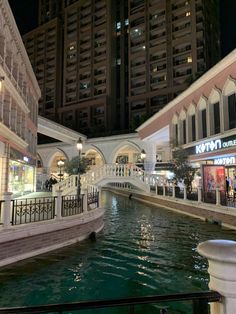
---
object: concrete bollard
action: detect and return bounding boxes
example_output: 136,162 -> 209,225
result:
172,184 -> 175,198
184,186 -> 187,200
216,188 -> 220,206
197,240 -> 236,314
2,192 -> 12,228
163,184 -> 166,197
198,186 -> 202,203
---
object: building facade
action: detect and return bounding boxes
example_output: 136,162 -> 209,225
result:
0,0 -> 41,197
137,49 -> 236,198
23,0 -> 220,137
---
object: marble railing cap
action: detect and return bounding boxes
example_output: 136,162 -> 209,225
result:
197,239 -> 236,262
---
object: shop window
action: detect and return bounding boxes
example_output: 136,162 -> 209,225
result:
228,94 -> 236,129
213,102 -> 220,134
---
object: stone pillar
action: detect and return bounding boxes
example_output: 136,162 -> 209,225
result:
184,186 -> 187,200
55,190 -> 62,220
83,189 -> 88,212
163,184 -> 166,197
2,192 -> 12,228
216,188 -> 220,206
155,184 -> 158,195
197,240 -> 236,314
198,186 -> 202,203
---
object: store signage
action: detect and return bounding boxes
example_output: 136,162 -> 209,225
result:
196,138 -> 236,154
196,139 -> 221,154
214,157 -> 235,165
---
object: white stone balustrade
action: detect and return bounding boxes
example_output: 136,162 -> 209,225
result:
197,240 -> 236,314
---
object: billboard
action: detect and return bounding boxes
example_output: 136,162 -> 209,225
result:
202,165 -> 225,204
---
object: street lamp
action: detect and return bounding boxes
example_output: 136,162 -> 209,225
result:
76,137 -> 83,198
57,159 -> 64,182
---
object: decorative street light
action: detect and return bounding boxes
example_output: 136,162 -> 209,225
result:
57,159 -> 65,182
76,137 -> 83,198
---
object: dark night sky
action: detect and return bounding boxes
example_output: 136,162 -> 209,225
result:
8,0 -> 236,57
9,0 -> 38,34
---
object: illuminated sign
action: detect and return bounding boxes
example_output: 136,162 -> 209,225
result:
23,156 -> 29,162
196,138 -> 236,154
214,157 -> 235,165
196,139 -> 222,154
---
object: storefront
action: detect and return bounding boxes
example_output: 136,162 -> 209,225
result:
184,135 -> 236,201
8,148 -> 36,195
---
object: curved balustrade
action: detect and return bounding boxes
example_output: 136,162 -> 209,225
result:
52,164 -> 151,195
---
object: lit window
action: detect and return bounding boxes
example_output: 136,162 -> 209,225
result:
117,59 -> 121,65
186,12 -> 191,16
125,19 -> 129,26
187,56 -> 192,63
116,22 -> 121,30
153,68 -> 157,72
142,45 -> 146,50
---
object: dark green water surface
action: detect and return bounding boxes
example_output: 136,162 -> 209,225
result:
0,191 -> 236,313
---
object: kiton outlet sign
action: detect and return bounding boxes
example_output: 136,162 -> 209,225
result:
195,137 -> 236,154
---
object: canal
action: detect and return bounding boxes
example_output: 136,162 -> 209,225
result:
0,191 -> 236,313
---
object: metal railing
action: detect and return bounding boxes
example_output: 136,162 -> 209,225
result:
11,197 -> 56,225
0,291 -> 221,313
87,191 -> 99,207
61,195 -> 84,217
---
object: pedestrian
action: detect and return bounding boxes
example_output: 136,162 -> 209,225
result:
226,176 -> 229,195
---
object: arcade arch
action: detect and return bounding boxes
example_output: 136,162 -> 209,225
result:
85,148 -> 105,168
112,143 -> 141,165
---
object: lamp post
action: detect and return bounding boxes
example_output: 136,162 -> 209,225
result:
76,137 -> 83,198
57,159 -> 64,182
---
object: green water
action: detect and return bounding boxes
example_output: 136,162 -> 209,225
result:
0,191 -> 236,313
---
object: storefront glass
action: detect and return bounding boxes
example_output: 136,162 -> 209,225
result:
9,160 -> 35,195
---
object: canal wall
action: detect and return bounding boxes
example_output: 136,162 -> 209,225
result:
0,208 -> 104,268
105,188 -> 236,230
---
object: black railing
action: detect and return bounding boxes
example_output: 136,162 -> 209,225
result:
87,191 -> 99,208
61,195 -> 84,217
0,291 -> 221,313
11,197 -> 56,225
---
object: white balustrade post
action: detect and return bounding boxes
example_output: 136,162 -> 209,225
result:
98,186 -> 102,207
155,184 -> 158,195
216,188 -> 220,206
55,190 -> 62,220
198,186 -> 202,203
163,184 -> 166,196
2,192 -> 12,228
184,186 -> 187,200
197,240 -> 236,314
172,184 -> 175,198
83,189 -> 88,212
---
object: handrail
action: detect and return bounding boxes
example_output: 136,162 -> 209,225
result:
0,291 -> 221,313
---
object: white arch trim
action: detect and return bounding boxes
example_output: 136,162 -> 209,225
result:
188,103 -> 196,116
197,96 -> 207,111
172,113 -> 179,124
110,140 -> 141,164
84,145 -> 106,164
209,87 -> 221,104
223,76 -> 236,96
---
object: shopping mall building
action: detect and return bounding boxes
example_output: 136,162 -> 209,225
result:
137,49 -> 236,195
0,1 -> 40,197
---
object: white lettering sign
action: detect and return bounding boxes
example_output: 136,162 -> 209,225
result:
214,157 -> 235,165
196,139 -> 222,154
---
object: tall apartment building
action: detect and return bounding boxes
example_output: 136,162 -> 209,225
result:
23,0 -> 220,137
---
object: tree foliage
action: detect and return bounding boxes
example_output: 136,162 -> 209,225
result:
64,156 -> 89,175
171,147 -> 196,193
